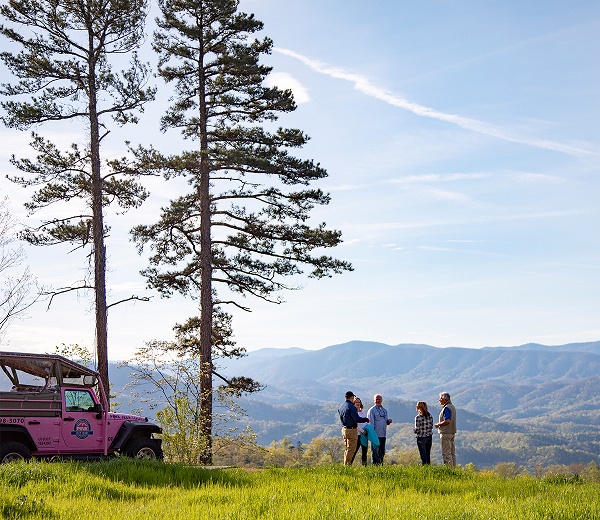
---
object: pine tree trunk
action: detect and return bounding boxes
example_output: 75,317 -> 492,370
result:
198,41 -> 213,465
88,58 -> 110,401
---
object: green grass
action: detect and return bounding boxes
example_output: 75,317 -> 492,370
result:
1,460 -> 599,519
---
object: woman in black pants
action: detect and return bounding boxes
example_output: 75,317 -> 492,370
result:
351,397 -> 369,465
414,401 -> 433,464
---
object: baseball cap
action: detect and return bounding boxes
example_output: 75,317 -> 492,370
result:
345,391 -> 355,399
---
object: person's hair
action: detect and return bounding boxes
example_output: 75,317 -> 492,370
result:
353,397 -> 363,411
439,392 -> 451,401
416,401 -> 431,417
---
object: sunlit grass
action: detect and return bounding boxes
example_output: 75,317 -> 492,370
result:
1,459 -> 599,519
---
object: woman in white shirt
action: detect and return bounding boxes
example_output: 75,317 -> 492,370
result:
351,397 -> 369,465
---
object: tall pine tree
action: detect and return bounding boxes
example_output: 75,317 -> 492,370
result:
131,0 -> 352,464
0,0 -> 156,394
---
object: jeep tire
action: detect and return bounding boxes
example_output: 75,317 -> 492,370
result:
124,438 -> 163,460
0,441 -> 32,463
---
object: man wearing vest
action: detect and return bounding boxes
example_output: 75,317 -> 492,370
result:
434,391 -> 457,466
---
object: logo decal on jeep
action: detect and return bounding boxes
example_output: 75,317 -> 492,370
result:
71,419 -> 94,440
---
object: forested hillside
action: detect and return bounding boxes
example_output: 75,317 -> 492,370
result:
219,341 -> 600,421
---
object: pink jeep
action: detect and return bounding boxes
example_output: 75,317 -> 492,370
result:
0,352 -> 163,463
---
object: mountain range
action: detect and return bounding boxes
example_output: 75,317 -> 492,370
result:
221,340 -> 600,418
111,340 -> 600,468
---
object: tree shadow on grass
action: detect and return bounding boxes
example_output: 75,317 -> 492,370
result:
75,458 -> 252,489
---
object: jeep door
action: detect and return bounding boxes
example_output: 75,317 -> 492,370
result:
60,388 -> 105,453
25,415 -> 61,454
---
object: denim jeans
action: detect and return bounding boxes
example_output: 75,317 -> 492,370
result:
372,437 -> 386,464
416,436 -> 432,465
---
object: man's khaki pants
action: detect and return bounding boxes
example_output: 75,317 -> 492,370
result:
440,433 -> 456,467
342,427 -> 358,465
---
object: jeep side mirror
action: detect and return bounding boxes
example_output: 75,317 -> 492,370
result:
94,403 -> 103,413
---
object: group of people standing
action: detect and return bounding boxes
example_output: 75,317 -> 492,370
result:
338,390 -> 457,467
338,391 -> 392,466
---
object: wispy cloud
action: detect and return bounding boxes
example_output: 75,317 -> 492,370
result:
417,246 -> 457,252
345,209 -> 584,233
275,48 -> 598,159
264,72 -> 310,104
513,172 -> 562,183
390,173 -> 492,184
419,187 -> 475,204
327,172 -> 490,192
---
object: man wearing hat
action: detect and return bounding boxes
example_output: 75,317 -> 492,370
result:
338,390 -> 369,465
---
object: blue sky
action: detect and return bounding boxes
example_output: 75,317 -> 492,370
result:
2,0 -> 600,359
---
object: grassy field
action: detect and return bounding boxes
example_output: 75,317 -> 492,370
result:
2,459 -> 599,519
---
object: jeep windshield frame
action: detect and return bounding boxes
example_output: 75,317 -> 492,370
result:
0,352 -> 98,389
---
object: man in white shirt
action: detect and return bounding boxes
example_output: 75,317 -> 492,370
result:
367,394 -> 392,464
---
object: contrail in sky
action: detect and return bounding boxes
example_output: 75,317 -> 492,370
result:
275,48 -> 597,159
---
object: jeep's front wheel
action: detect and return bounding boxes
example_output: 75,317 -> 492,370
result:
0,441 -> 32,463
124,438 -> 163,460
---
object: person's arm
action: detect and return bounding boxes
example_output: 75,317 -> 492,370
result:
367,407 -> 374,425
352,407 -> 369,423
435,408 -> 451,428
338,404 -> 348,425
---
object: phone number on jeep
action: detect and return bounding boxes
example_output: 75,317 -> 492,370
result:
0,417 -> 25,424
